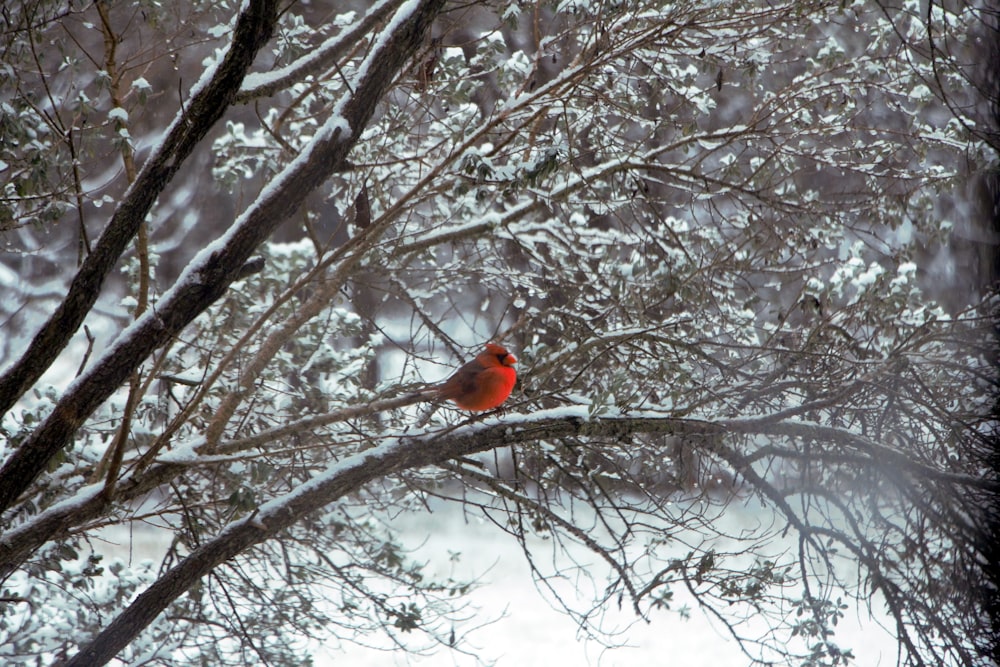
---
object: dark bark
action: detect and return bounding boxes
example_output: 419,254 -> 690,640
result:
0,0 -> 445,516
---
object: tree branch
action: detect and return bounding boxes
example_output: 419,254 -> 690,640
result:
60,411 -> 715,666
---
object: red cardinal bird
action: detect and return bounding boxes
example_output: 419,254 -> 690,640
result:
431,343 -> 517,411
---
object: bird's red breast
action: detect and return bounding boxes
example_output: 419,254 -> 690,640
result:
435,343 -> 517,411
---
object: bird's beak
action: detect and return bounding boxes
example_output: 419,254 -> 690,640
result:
505,354 -> 518,366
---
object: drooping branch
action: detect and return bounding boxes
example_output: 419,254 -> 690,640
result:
0,0 -> 448,515
723,417 -> 1000,493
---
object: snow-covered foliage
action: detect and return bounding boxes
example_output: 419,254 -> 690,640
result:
0,0 -> 995,666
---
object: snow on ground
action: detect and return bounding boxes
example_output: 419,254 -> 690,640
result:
94,490 -> 899,667
312,496 -> 900,667
86,472 -> 896,667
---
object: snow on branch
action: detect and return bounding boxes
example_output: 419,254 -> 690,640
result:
236,0 -> 405,102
